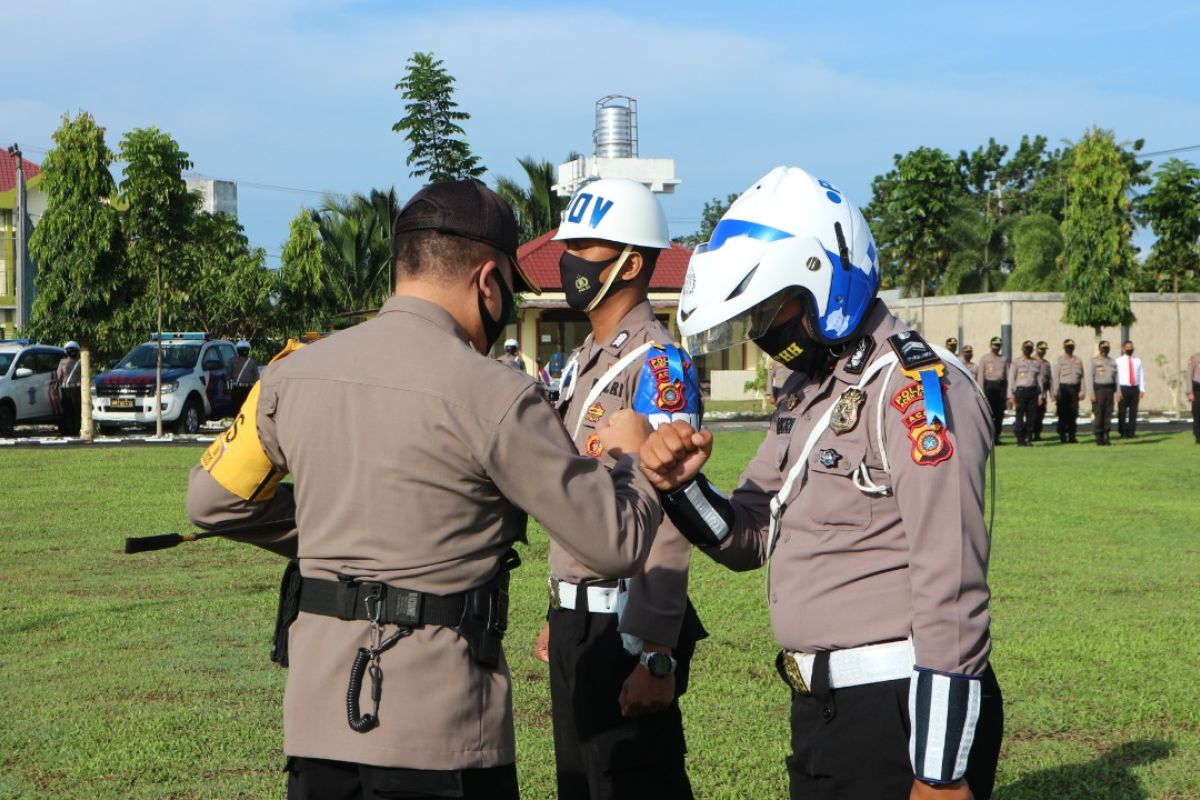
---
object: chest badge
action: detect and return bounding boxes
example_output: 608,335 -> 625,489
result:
585,433 -> 604,458
586,402 -> 605,423
830,388 -> 865,435
786,395 -> 800,411
818,448 -> 842,468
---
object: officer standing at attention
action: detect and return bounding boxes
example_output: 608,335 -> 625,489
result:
944,336 -> 959,357
55,341 -> 82,436
978,336 -> 1009,444
636,167 -> 1002,800
1189,350 -> 1200,444
1051,339 -> 1085,443
1032,341 -> 1051,441
226,340 -> 261,415
1115,340 -> 1145,439
1008,340 -> 1042,447
496,338 -> 526,372
1088,340 -> 1118,446
961,344 -> 979,383
539,177 -> 706,799
186,181 -> 670,800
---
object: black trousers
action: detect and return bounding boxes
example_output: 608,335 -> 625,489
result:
983,381 -> 1007,443
1056,384 -> 1081,439
1117,386 -> 1140,437
1033,391 -> 1047,437
786,662 -> 1003,800
1192,382 -> 1200,442
59,387 -> 81,436
231,384 -> 254,415
1094,385 -> 1115,438
1012,386 -> 1039,443
286,756 -> 518,800
548,605 -> 696,800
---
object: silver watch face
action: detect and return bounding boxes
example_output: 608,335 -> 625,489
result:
645,652 -> 674,677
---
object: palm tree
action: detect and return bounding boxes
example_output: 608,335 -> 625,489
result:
311,188 -> 399,313
494,156 -> 567,243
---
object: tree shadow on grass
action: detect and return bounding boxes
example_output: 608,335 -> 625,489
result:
996,740 -> 1172,800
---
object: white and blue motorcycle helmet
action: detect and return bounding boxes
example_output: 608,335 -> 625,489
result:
677,166 -> 880,355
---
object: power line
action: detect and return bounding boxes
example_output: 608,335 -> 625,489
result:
185,172 -> 343,198
1139,144 -> 1200,158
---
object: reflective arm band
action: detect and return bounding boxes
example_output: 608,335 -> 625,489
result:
661,473 -> 734,549
908,667 -> 983,785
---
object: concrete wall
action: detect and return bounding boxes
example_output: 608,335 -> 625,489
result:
888,292 -> 1200,412
711,369 -> 759,401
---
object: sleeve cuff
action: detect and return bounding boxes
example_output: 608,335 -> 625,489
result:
908,666 -> 983,784
661,473 -> 734,549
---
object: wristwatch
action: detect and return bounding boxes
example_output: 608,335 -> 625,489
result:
639,650 -> 677,678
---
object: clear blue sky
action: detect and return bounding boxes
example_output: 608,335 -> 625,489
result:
7,0 -> 1198,264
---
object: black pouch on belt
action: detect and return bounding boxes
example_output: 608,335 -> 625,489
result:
270,559 -> 302,667
456,549 -> 521,669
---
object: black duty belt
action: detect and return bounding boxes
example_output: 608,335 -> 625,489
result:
299,576 -> 467,627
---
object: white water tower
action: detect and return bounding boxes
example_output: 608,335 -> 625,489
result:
554,95 -> 680,198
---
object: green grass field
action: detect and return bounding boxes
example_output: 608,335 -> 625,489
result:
2,431 -> 1198,799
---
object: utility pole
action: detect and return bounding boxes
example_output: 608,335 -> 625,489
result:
6,144 -> 29,330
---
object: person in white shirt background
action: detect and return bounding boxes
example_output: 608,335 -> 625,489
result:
1115,340 -> 1145,439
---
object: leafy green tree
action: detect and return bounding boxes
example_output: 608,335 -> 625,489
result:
118,126 -> 198,435
314,189 -> 399,314
676,193 -> 739,249
26,111 -> 128,439
393,52 -> 485,182
494,156 -> 566,243
277,211 -> 332,336
1061,127 -> 1138,336
179,212 -> 276,342
880,147 -> 964,328
1005,214 -> 1064,291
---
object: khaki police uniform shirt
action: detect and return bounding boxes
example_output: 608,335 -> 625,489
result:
226,355 -> 260,386
1008,355 -> 1042,396
55,356 -> 81,388
186,296 -> 662,770
706,301 -> 993,675
978,351 -> 1009,383
551,302 -> 695,647
1037,356 -> 1052,392
1190,352 -> 1200,387
1051,355 -> 1085,399
1087,355 -> 1118,395
495,354 -> 525,373
962,358 -> 980,384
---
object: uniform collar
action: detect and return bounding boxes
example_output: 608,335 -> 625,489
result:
595,301 -> 657,357
379,295 -> 471,345
830,300 -> 902,385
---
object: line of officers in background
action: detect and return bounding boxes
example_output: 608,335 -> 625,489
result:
952,337 -> 1149,447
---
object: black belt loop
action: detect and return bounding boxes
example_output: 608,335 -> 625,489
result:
811,651 -> 836,723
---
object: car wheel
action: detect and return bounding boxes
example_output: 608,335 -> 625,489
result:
0,402 -> 15,437
174,397 -> 202,435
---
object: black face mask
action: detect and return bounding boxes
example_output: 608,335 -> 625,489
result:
753,316 -> 828,375
1124,348 -> 1134,356
559,249 -> 634,312
1022,346 -> 1034,357
1100,348 -> 1110,356
1065,347 -> 1075,356
478,268 -> 514,352
991,345 -> 1001,353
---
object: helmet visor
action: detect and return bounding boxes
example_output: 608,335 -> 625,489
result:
683,288 -> 797,357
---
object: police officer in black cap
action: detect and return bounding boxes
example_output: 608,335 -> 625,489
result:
1051,339 -> 1085,443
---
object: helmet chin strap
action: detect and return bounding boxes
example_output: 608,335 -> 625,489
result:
584,245 -> 634,313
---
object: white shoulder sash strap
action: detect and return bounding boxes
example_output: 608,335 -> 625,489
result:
570,342 -> 656,440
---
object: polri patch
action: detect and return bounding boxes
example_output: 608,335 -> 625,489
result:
888,331 -> 939,373
585,433 -> 604,458
843,336 -> 876,375
908,423 -> 953,466
655,380 -> 686,413
891,381 -> 924,413
586,402 -> 605,423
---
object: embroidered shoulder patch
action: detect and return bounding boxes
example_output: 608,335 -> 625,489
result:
891,381 -> 924,413
908,423 -> 953,466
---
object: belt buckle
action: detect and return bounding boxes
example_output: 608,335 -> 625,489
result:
782,652 -> 810,696
548,577 -> 562,611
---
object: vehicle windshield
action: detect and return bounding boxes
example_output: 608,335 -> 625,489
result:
118,343 -> 201,370
0,353 -> 14,375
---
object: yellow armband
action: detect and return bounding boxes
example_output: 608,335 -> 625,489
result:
198,339 -> 306,501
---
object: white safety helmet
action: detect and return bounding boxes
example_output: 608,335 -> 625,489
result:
553,178 -> 671,249
236,340 -> 251,352
678,166 -> 880,355
64,340 -> 80,352
503,338 -> 519,349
